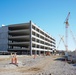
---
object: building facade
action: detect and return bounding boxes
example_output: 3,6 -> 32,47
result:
0,26 -> 8,52
0,21 -> 56,55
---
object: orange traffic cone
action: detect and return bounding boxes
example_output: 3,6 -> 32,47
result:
11,55 -> 17,64
15,56 -> 17,64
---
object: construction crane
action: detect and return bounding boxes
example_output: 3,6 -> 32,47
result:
59,35 -> 66,49
64,12 -> 70,51
57,35 -> 64,50
57,35 -> 66,50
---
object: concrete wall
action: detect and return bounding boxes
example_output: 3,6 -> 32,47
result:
0,26 -> 8,51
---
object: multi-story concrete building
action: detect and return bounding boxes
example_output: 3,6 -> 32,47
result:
0,21 -> 56,55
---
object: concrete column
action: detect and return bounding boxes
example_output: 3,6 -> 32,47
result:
39,50 -> 41,55
37,33 -> 40,55
35,50 -> 37,55
30,21 -> 32,56
39,49 -> 41,55
35,30 -> 37,55
44,51 -> 45,55
44,34 -> 45,55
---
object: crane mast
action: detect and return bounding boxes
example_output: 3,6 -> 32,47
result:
64,12 -> 70,51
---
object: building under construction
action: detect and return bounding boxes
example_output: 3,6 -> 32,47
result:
0,21 -> 56,55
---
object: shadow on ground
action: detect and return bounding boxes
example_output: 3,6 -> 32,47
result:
54,56 -> 65,61
54,56 -> 76,67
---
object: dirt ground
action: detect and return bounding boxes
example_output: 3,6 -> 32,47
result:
0,55 -> 76,75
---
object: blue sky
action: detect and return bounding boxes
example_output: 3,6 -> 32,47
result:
0,0 -> 76,51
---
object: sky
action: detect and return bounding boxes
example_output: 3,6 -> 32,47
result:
0,0 -> 76,51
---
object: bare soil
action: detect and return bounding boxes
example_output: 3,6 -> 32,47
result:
0,55 -> 76,75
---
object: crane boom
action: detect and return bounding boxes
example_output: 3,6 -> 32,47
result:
57,36 -> 64,50
59,35 -> 66,48
57,35 -> 66,50
64,12 -> 70,27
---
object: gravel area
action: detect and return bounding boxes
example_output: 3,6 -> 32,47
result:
0,55 -> 76,75
39,61 -> 76,75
